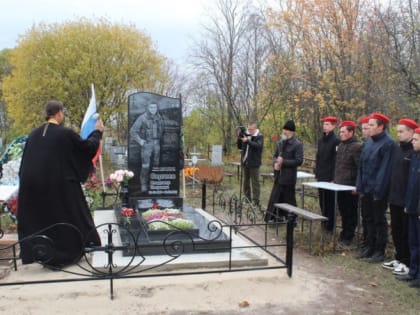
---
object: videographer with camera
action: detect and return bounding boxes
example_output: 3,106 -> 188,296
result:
237,122 -> 264,208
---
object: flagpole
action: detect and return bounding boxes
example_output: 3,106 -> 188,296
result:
99,141 -> 106,193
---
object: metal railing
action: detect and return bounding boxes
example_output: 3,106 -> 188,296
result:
0,187 -> 297,300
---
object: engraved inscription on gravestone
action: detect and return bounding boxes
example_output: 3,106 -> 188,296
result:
127,92 -> 182,198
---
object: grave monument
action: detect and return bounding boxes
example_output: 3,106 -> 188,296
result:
115,92 -> 230,255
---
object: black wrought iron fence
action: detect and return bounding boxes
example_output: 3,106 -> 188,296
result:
0,189 -> 297,300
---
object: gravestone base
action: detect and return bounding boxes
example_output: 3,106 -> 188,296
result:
114,204 -> 231,256
92,208 -> 270,272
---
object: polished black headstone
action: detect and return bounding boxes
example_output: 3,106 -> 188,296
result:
127,92 -> 182,198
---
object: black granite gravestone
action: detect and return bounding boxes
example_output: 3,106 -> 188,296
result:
115,92 -> 230,256
127,92 -> 182,205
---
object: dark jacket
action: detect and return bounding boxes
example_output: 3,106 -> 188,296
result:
334,136 -> 362,185
389,141 -> 413,206
405,151 -> 420,215
273,136 -> 304,186
356,131 -> 395,200
315,132 -> 340,181
237,130 -> 264,168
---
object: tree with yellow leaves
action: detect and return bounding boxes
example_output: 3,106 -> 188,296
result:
2,18 -> 168,139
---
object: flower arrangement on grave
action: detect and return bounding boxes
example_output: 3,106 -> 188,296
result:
0,135 -> 27,224
184,166 -> 199,177
107,169 -> 135,190
106,169 -> 134,206
82,172 -> 102,210
3,195 -> 18,223
0,135 -> 27,185
121,207 -> 135,225
142,208 -> 195,231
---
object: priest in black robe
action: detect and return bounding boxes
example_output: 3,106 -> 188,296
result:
17,100 -> 103,268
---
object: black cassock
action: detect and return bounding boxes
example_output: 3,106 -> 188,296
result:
17,122 -> 102,267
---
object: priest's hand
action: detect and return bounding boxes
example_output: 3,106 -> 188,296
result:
95,119 -> 104,132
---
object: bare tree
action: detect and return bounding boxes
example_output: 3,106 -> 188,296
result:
376,0 -> 420,117
190,0 -> 273,154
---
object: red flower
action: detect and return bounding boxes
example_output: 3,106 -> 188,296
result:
271,134 -> 278,142
152,202 -> 159,209
121,207 -> 135,217
121,207 -> 135,225
7,195 -> 18,216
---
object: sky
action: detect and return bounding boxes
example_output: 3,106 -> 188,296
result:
0,0 -> 209,64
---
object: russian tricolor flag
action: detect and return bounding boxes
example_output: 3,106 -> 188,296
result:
81,84 -> 101,168
81,84 -> 98,139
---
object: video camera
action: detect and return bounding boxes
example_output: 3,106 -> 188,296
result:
236,126 -> 250,138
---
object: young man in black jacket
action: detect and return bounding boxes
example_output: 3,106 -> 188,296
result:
383,118 -> 417,274
395,127 -> 420,287
315,116 -> 340,232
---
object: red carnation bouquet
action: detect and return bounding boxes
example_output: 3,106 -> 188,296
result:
121,207 -> 135,225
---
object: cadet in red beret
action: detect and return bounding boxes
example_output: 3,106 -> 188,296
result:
401,127 -> 420,286
369,112 -> 391,125
360,116 -> 370,124
322,116 -> 338,123
357,116 -> 371,250
356,112 -> 396,262
315,116 -> 340,232
335,120 -> 362,245
359,116 -> 370,140
386,118 -> 418,276
398,118 -> 418,130
339,120 -> 357,129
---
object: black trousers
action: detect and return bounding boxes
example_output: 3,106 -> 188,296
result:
407,214 -> 420,278
362,194 -> 388,253
265,184 -> 296,222
360,195 -> 369,244
337,191 -> 358,241
319,188 -> 335,231
389,204 -> 409,265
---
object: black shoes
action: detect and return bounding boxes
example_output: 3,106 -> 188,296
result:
367,251 -> 385,263
408,279 -> 420,288
338,238 -> 352,246
356,248 -> 374,259
395,274 -> 415,281
395,275 -> 420,287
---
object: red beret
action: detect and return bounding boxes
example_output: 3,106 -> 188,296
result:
339,120 -> 357,128
321,116 -> 338,123
398,118 -> 418,130
369,112 -> 390,124
359,116 -> 369,124
415,127 -> 420,134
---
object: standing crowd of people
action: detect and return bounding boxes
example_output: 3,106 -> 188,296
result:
14,99 -> 420,289
263,112 -> 420,290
